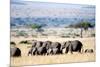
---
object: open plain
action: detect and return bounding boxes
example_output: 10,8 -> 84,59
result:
10,37 -> 95,66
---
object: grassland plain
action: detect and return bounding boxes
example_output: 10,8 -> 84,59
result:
10,37 -> 95,66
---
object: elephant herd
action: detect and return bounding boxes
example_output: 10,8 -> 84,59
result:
10,40 -> 94,57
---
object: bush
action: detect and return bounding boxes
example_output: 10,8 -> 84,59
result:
10,41 -> 16,45
17,31 -> 28,37
32,35 -> 37,38
19,40 -> 31,44
91,33 -> 95,37
41,33 -> 48,36
60,35 -> 70,38
74,34 -> 80,37
69,22 -> 94,30
31,24 -> 42,29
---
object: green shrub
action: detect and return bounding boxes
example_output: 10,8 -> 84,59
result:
10,41 -> 16,45
32,35 -> 37,38
91,33 -> 95,37
17,31 -> 28,36
19,40 -> 31,44
74,34 -> 80,37
60,35 -> 70,38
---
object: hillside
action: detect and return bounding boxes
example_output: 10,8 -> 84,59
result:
10,1 -> 95,28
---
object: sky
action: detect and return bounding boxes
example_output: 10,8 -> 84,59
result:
11,0 -> 95,18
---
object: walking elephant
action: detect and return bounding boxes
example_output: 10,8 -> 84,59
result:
61,40 -> 83,54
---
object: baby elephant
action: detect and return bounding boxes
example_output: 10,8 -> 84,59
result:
85,49 -> 94,53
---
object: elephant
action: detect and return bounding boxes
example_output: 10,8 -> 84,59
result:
28,41 -> 48,56
28,47 -> 37,56
36,46 -> 47,55
61,40 -> 83,54
84,49 -> 94,53
42,41 -> 52,50
61,41 -> 71,54
10,47 -> 21,57
31,40 -> 37,48
47,47 -> 52,55
48,42 -> 62,55
35,41 -> 43,48
36,41 -> 52,55
51,48 -> 62,55
51,42 -> 61,49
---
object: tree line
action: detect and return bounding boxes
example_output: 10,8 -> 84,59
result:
19,21 -> 95,38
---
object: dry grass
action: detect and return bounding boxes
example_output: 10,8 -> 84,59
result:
10,37 -> 95,66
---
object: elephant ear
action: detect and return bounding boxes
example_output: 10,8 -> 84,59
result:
60,42 -> 65,49
62,42 -> 65,46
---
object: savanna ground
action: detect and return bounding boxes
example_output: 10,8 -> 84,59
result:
10,37 -> 96,66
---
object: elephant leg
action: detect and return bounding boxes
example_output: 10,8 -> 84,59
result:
65,47 -> 69,54
35,48 -> 38,55
33,51 -> 36,55
69,45 -> 73,54
41,51 -> 44,56
32,49 -> 36,56
46,51 -> 49,55
50,50 -> 53,55
78,49 -> 82,54
28,51 -> 30,56
38,52 -> 41,55
47,53 -> 49,55
59,50 -> 62,54
28,49 -> 33,56
35,51 -> 38,55
65,50 -> 68,54
32,51 -> 34,56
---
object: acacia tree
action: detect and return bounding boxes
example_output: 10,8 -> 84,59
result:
31,24 -> 42,30
30,23 -> 47,36
69,22 -> 94,38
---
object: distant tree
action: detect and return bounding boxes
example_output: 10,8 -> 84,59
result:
17,31 -> 28,37
68,22 -> 95,38
31,24 -> 42,29
30,23 -> 47,35
74,22 -> 94,30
